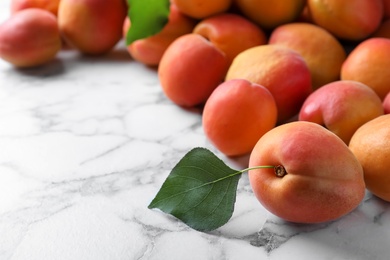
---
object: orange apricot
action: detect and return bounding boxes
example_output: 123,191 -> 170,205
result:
269,22 -> 346,89
341,37 -> 390,100
307,0 -> 383,41
202,79 -> 277,157
158,33 -> 228,107
233,0 -> 306,30
349,115 -> 390,201
172,0 -> 232,19
193,13 -> 267,66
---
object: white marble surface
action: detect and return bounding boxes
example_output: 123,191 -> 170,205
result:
1,3 -> 390,260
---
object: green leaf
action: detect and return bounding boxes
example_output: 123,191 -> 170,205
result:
148,147 -> 242,232
126,0 -> 170,45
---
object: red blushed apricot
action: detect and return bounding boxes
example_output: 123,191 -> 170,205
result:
307,0 -> 383,41
193,13 -> 267,66
341,37 -> 390,100
299,80 -> 384,144
0,8 -> 61,67
226,45 -> 312,123
58,0 -> 127,55
11,0 -> 61,16
123,4 -> 196,66
158,34 -> 228,107
249,121 -> 365,223
202,79 -> 277,157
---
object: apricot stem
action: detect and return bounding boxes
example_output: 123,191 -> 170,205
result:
274,165 -> 287,177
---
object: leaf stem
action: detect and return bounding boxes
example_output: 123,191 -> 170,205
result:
196,165 -> 276,188
238,165 -> 276,174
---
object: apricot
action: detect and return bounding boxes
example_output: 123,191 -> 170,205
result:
249,121 -> 365,223
299,80 -> 384,144
341,37 -> 390,100
371,18 -> 390,38
226,45 -> 312,123
172,0 -> 232,19
123,4 -> 196,66
349,115 -> 390,201
202,79 -> 277,157
193,13 -> 267,66
58,0 -> 127,55
269,22 -> 347,89
307,0 -> 383,41
158,33 -> 228,107
233,0 -> 306,30
384,92 -> 390,114
0,8 -> 61,68
11,0 -> 60,16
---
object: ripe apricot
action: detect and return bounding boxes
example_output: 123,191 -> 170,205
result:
349,115 -> 390,201
58,0 -> 127,55
202,79 -> 277,157
269,22 -> 346,89
308,0 -> 383,41
226,45 -> 312,123
193,13 -> 267,66
172,0 -> 232,19
0,8 -> 61,67
158,34 -> 228,107
233,0 -> 306,30
299,80 -> 384,144
249,121 -> 365,223
341,37 -> 390,100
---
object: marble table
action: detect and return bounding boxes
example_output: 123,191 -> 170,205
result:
1,3 -> 390,260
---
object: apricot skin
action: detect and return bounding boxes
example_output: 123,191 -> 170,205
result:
349,115 -> 390,201
269,22 -> 346,89
193,13 -> 267,66
226,45 -> 312,123
308,0 -> 383,41
58,0 -> 127,55
341,37 -> 390,100
202,79 -> 277,157
172,0 -> 232,19
158,34 -> 228,107
249,121 -> 365,223
0,8 -> 61,68
299,80 -> 384,144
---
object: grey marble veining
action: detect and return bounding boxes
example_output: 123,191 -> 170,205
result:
1,3 -> 390,259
